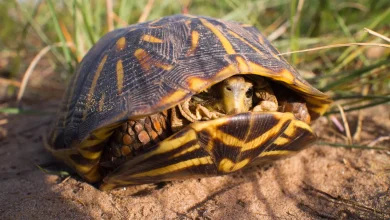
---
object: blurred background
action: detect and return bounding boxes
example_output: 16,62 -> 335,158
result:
0,0 -> 389,145
0,2 -> 389,218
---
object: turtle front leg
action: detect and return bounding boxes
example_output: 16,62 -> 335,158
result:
195,104 -> 225,120
177,98 -> 225,122
177,98 -> 199,122
252,79 -> 278,112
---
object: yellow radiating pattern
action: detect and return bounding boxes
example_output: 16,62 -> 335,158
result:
98,93 -> 105,112
238,114 -> 290,151
218,158 -> 250,173
158,90 -> 188,109
236,56 -> 249,73
116,37 -> 126,50
187,76 -> 209,91
259,150 -> 292,157
170,144 -> 201,159
273,136 -> 290,146
258,35 -> 265,44
136,128 -> 198,161
153,62 -> 174,70
130,156 -> 213,178
83,55 -> 108,120
200,18 -> 235,54
186,30 -> 200,55
79,149 -> 101,160
116,59 -> 124,94
141,34 -> 164,43
215,64 -> 237,79
228,30 -> 262,54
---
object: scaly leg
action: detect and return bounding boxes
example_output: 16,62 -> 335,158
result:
195,104 -> 225,120
252,79 -> 278,112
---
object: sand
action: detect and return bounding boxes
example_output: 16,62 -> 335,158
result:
0,104 -> 389,219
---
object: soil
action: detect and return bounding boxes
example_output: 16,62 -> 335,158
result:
0,99 -> 389,219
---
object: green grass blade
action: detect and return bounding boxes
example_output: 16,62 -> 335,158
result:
46,0 -> 73,72
325,97 -> 390,115
317,142 -> 388,151
321,59 -> 388,92
75,0 -> 97,45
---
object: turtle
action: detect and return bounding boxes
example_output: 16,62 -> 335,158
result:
45,15 -> 331,190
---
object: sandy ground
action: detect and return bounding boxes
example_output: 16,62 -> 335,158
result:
0,102 -> 389,219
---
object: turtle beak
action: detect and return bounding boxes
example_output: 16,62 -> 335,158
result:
224,91 -> 246,114
221,77 -> 253,114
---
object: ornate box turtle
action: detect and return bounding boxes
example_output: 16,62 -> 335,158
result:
45,15 -> 331,190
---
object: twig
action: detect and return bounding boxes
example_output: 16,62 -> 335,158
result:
303,182 -> 390,216
267,21 -> 290,42
112,12 -> 128,27
17,42 -> 72,103
368,136 -> 390,147
353,85 -> 369,142
138,0 -> 155,23
330,115 -> 344,132
365,28 -> 390,43
291,0 -> 305,35
106,0 -> 114,31
337,104 -> 352,145
0,119 -> 8,126
278,42 -> 390,56
0,78 -> 21,87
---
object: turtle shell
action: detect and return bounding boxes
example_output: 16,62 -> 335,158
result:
46,15 -> 331,185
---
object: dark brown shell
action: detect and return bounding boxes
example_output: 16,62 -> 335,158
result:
48,14 -> 331,151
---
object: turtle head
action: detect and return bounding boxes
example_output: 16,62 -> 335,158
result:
220,76 -> 254,114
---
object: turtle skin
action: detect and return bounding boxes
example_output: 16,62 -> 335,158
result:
45,15 -> 331,190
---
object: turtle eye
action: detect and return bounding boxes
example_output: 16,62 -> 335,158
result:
245,87 -> 253,98
226,86 -> 232,91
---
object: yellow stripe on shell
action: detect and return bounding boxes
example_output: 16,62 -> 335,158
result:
116,37 -> 126,50
157,89 -> 188,110
82,165 -> 102,182
259,150 -> 292,157
79,138 -> 103,148
199,18 -> 235,54
215,64 -> 237,79
170,144 -> 201,159
273,136 -> 290,145
116,59 -> 124,94
134,48 -> 174,72
228,30 -> 262,54
218,158 -> 250,173
258,35 -> 265,44
186,30 -> 200,56
186,76 -> 210,91
154,62 -> 174,70
130,127 -> 198,162
129,156 -> 213,178
83,54 -> 108,120
134,48 -> 151,71
141,34 -> 164,43
48,146 -> 101,182
79,149 -> 102,160
73,162 -> 98,174
235,56 -> 250,73
98,93 -> 105,112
